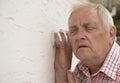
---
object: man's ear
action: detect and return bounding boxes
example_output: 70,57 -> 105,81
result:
109,26 -> 116,43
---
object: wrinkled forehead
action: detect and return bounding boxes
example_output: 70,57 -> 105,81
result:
69,6 -> 98,20
68,6 -> 100,25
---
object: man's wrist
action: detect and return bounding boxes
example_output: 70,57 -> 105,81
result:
55,71 -> 68,83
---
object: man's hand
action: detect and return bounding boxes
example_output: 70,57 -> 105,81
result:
66,70 -> 80,83
54,31 -> 72,83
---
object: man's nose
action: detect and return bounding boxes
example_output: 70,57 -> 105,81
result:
76,29 -> 86,40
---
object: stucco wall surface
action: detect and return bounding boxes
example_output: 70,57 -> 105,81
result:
0,0 -> 85,83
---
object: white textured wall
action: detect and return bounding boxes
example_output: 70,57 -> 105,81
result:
0,0 -> 84,83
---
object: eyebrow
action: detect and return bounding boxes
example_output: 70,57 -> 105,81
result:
69,25 -> 77,28
69,22 -> 97,28
83,22 -> 96,25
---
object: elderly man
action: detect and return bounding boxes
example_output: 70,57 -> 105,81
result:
54,2 -> 120,83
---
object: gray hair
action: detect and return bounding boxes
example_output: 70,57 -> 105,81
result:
69,2 -> 114,31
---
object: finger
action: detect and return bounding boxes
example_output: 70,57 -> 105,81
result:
66,32 -> 72,58
54,32 -> 60,48
67,70 -> 75,83
73,73 -> 80,83
66,31 -> 71,47
59,30 -> 67,44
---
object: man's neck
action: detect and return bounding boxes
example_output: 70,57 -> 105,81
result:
89,65 -> 101,75
88,56 -> 107,75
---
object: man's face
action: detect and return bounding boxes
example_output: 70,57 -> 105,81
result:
68,7 -> 114,65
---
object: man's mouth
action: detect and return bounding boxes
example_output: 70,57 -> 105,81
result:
78,45 -> 89,49
76,45 -> 89,53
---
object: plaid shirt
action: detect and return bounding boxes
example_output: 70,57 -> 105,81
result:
74,42 -> 120,83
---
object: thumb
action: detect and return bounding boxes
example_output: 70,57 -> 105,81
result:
67,70 -> 75,83
73,73 -> 80,83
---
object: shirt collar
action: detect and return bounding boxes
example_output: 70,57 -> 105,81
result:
100,42 -> 120,80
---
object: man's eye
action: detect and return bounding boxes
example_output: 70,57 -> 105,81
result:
69,29 -> 76,34
69,27 -> 78,35
87,27 -> 94,30
86,26 -> 97,32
